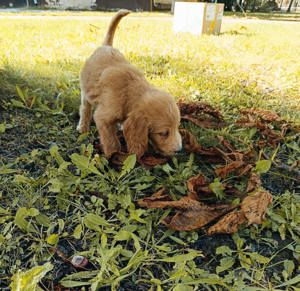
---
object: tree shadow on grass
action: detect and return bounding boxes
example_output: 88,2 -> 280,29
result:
0,63 -> 83,164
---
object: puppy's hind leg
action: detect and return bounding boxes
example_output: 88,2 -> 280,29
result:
77,91 -> 92,133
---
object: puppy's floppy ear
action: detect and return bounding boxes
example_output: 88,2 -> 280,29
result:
123,112 -> 149,159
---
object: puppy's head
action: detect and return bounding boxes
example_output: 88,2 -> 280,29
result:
123,91 -> 182,158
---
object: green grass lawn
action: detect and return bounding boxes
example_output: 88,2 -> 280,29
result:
0,12 -> 300,290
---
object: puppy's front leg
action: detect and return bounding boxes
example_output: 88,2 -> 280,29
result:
77,91 -> 93,133
94,108 -> 121,158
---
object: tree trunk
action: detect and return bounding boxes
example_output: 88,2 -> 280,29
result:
287,0 -> 294,12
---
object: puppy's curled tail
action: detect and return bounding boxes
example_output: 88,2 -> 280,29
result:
102,9 -> 130,46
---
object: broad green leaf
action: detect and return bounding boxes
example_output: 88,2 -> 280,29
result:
169,268 -> 187,280
71,153 -> 89,170
119,193 -> 132,209
71,153 -> 100,175
284,260 -> 295,276
276,274 -> 300,288
156,244 -> 172,252
277,224 -> 286,240
169,235 -> 187,246
48,178 -> 63,193
119,154 -> 136,178
35,213 -> 51,227
269,212 -> 287,224
114,230 -> 141,251
73,224 -> 82,239
58,219 -> 65,233
46,234 -> 59,245
11,99 -> 25,108
50,145 -> 65,165
216,257 -> 235,274
84,213 -> 111,233
16,85 -> 27,104
114,230 -> 131,241
173,284 -> 193,291
255,159 -> 272,174
129,208 -> 147,223
10,262 -> 53,291
184,277 -> 228,288
0,123 -> 6,133
101,233 -> 107,248
209,178 -> 225,199
249,252 -> 270,264
160,250 -> 203,263
14,207 -> 39,233
216,246 -> 233,256
233,234 -> 245,250
239,253 -> 251,270
60,270 -> 98,281
60,280 -> 92,288
119,249 -> 147,275
162,163 -> 174,174
121,249 -> 134,258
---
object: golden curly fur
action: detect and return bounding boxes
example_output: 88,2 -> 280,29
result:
77,10 -> 182,159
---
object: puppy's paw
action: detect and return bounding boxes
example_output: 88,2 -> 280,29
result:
76,123 -> 89,133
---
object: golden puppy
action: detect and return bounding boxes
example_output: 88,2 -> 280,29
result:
77,10 -> 182,159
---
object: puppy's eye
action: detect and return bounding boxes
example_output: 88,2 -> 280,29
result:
159,130 -> 169,138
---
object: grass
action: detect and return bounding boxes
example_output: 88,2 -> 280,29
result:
0,9 -> 300,21
0,12 -> 300,290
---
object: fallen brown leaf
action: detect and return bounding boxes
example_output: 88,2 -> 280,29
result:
240,108 -> 281,122
110,151 -> 168,168
236,120 -> 267,130
224,185 -> 243,196
138,192 -> 198,209
180,128 -> 202,153
139,154 -> 168,168
237,164 -> 254,176
241,190 -> 273,225
178,101 -> 224,121
139,184 -> 272,233
187,174 -> 208,194
236,109 -> 289,147
138,191 -> 235,231
218,136 -> 236,153
246,173 -> 262,193
180,129 -> 224,163
207,210 -> 246,235
162,196 -> 235,231
187,173 -> 242,197
217,136 -> 254,163
138,188 -> 171,208
215,161 -> 245,179
181,115 -> 223,129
